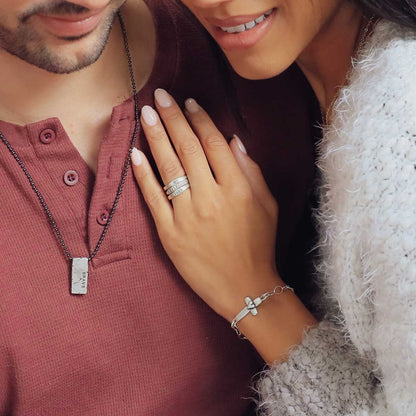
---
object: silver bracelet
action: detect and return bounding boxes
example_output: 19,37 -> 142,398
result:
231,285 -> 294,339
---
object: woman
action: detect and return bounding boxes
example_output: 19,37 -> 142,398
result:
130,0 -> 416,414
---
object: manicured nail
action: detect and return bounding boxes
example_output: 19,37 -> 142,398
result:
155,88 -> 173,108
233,134 -> 247,154
141,105 -> 158,126
131,148 -> 143,166
185,98 -> 201,114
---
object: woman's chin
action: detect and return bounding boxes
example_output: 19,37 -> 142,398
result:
226,55 -> 291,80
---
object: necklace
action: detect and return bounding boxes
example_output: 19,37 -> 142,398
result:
0,12 -> 139,295
321,14 -> 377,125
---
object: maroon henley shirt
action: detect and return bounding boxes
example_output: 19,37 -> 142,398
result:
0,1 -> 318,414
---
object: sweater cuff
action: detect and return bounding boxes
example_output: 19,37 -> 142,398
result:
256,321 -> 376,416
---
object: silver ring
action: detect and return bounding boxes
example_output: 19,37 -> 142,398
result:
167,183 -> 190,200
163,175 -> 188,191
165,178 -> 189,196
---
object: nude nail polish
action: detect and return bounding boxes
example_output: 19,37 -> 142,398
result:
155,88 -> 173,108
131,148 -> 142,166
233,134 -> 247,154
185,98 -> 200,114
141,105 -> 158,126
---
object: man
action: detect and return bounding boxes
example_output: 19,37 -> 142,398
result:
0,0 -> 317,414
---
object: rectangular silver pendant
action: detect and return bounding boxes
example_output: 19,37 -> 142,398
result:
71,258 -> 89,295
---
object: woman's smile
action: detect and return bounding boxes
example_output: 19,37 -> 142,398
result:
207,8 -> 277,51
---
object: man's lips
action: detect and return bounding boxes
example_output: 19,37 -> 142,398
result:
35,11 -> 105,38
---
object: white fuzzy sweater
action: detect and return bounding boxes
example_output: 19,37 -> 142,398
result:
258,20 -> 416,415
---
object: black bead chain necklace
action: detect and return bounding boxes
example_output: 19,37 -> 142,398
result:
0,12 -> 139,295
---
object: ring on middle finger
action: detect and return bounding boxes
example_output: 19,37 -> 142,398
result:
167,183 -> 190,200
163,175 -> 189,191
165,179 -> 189,196
164,175 -> 190,200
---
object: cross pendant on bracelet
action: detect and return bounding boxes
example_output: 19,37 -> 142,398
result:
245,296 -> 262,316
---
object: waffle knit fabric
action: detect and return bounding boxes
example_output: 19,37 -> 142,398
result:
257,19 -> 416,416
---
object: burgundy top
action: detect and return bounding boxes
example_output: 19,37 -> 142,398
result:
0,1 -> 318,415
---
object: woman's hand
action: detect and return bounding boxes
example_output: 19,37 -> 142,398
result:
131,88 -> 283,322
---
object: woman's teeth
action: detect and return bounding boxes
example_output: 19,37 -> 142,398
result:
219,9 -> 273,34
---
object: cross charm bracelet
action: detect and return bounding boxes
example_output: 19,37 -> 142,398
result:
231,285 -> 294,339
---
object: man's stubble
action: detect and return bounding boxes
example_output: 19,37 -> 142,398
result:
0,1 -> 124,74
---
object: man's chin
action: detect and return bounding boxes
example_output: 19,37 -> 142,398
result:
0,8 -> 118,75
5,40 -> 106,74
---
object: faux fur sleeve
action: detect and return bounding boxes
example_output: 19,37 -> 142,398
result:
256,321 -> 386,415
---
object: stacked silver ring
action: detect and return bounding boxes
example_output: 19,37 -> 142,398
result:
164,175 -> 190,200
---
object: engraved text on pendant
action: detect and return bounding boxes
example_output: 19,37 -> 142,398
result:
71,258 -> 89,295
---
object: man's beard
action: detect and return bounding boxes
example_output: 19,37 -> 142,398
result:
0,2 -> 122,74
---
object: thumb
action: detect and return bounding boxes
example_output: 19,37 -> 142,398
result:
229,135 -> 278,217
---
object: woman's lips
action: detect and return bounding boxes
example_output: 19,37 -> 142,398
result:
209,8 -> 277,51
36,11 -> 104,39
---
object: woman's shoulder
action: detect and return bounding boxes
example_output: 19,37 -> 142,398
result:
328,19 -> 416,135
320,19 -> 416,210
349,19 -> 416,101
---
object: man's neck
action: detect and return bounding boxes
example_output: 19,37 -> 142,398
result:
0,0 -> 156,172
0,0 -> 155,126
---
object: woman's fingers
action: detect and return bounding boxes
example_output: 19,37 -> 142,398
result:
131,148 -> 174,228
140,105 -> 190,203
153,89 -> 215,190
230,136 -> 278,219
184,98 -> 244,186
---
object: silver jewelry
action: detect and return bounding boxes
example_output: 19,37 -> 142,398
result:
164,175 -> 190,200
167,183 -> 190,200
163,175 -> 188,191
0,13 -> 139,296
165,179 -> 189,196
231,285 -> 294,339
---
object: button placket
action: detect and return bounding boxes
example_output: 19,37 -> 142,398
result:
27,120 -> 94,253
87,111 -> 134,267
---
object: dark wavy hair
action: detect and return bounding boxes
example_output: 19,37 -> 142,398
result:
358,0 -> 416,29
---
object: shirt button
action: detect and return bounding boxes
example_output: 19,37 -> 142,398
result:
39,128 -> 56,144
97,209 -> 110,226
63,170 -> 79,186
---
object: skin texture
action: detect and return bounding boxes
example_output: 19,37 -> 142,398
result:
131,1 -> 374,363
181,0 -> 363,111
0,0 -> 156,171
132,91 -> 317,364
0,0 -> 124,74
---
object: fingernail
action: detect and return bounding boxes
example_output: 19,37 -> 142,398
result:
155,88 -> 173,108
233,134 -> 247,154
141,105 -> 158,126
131,148 -> 143,166
185,98 -> 201,114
